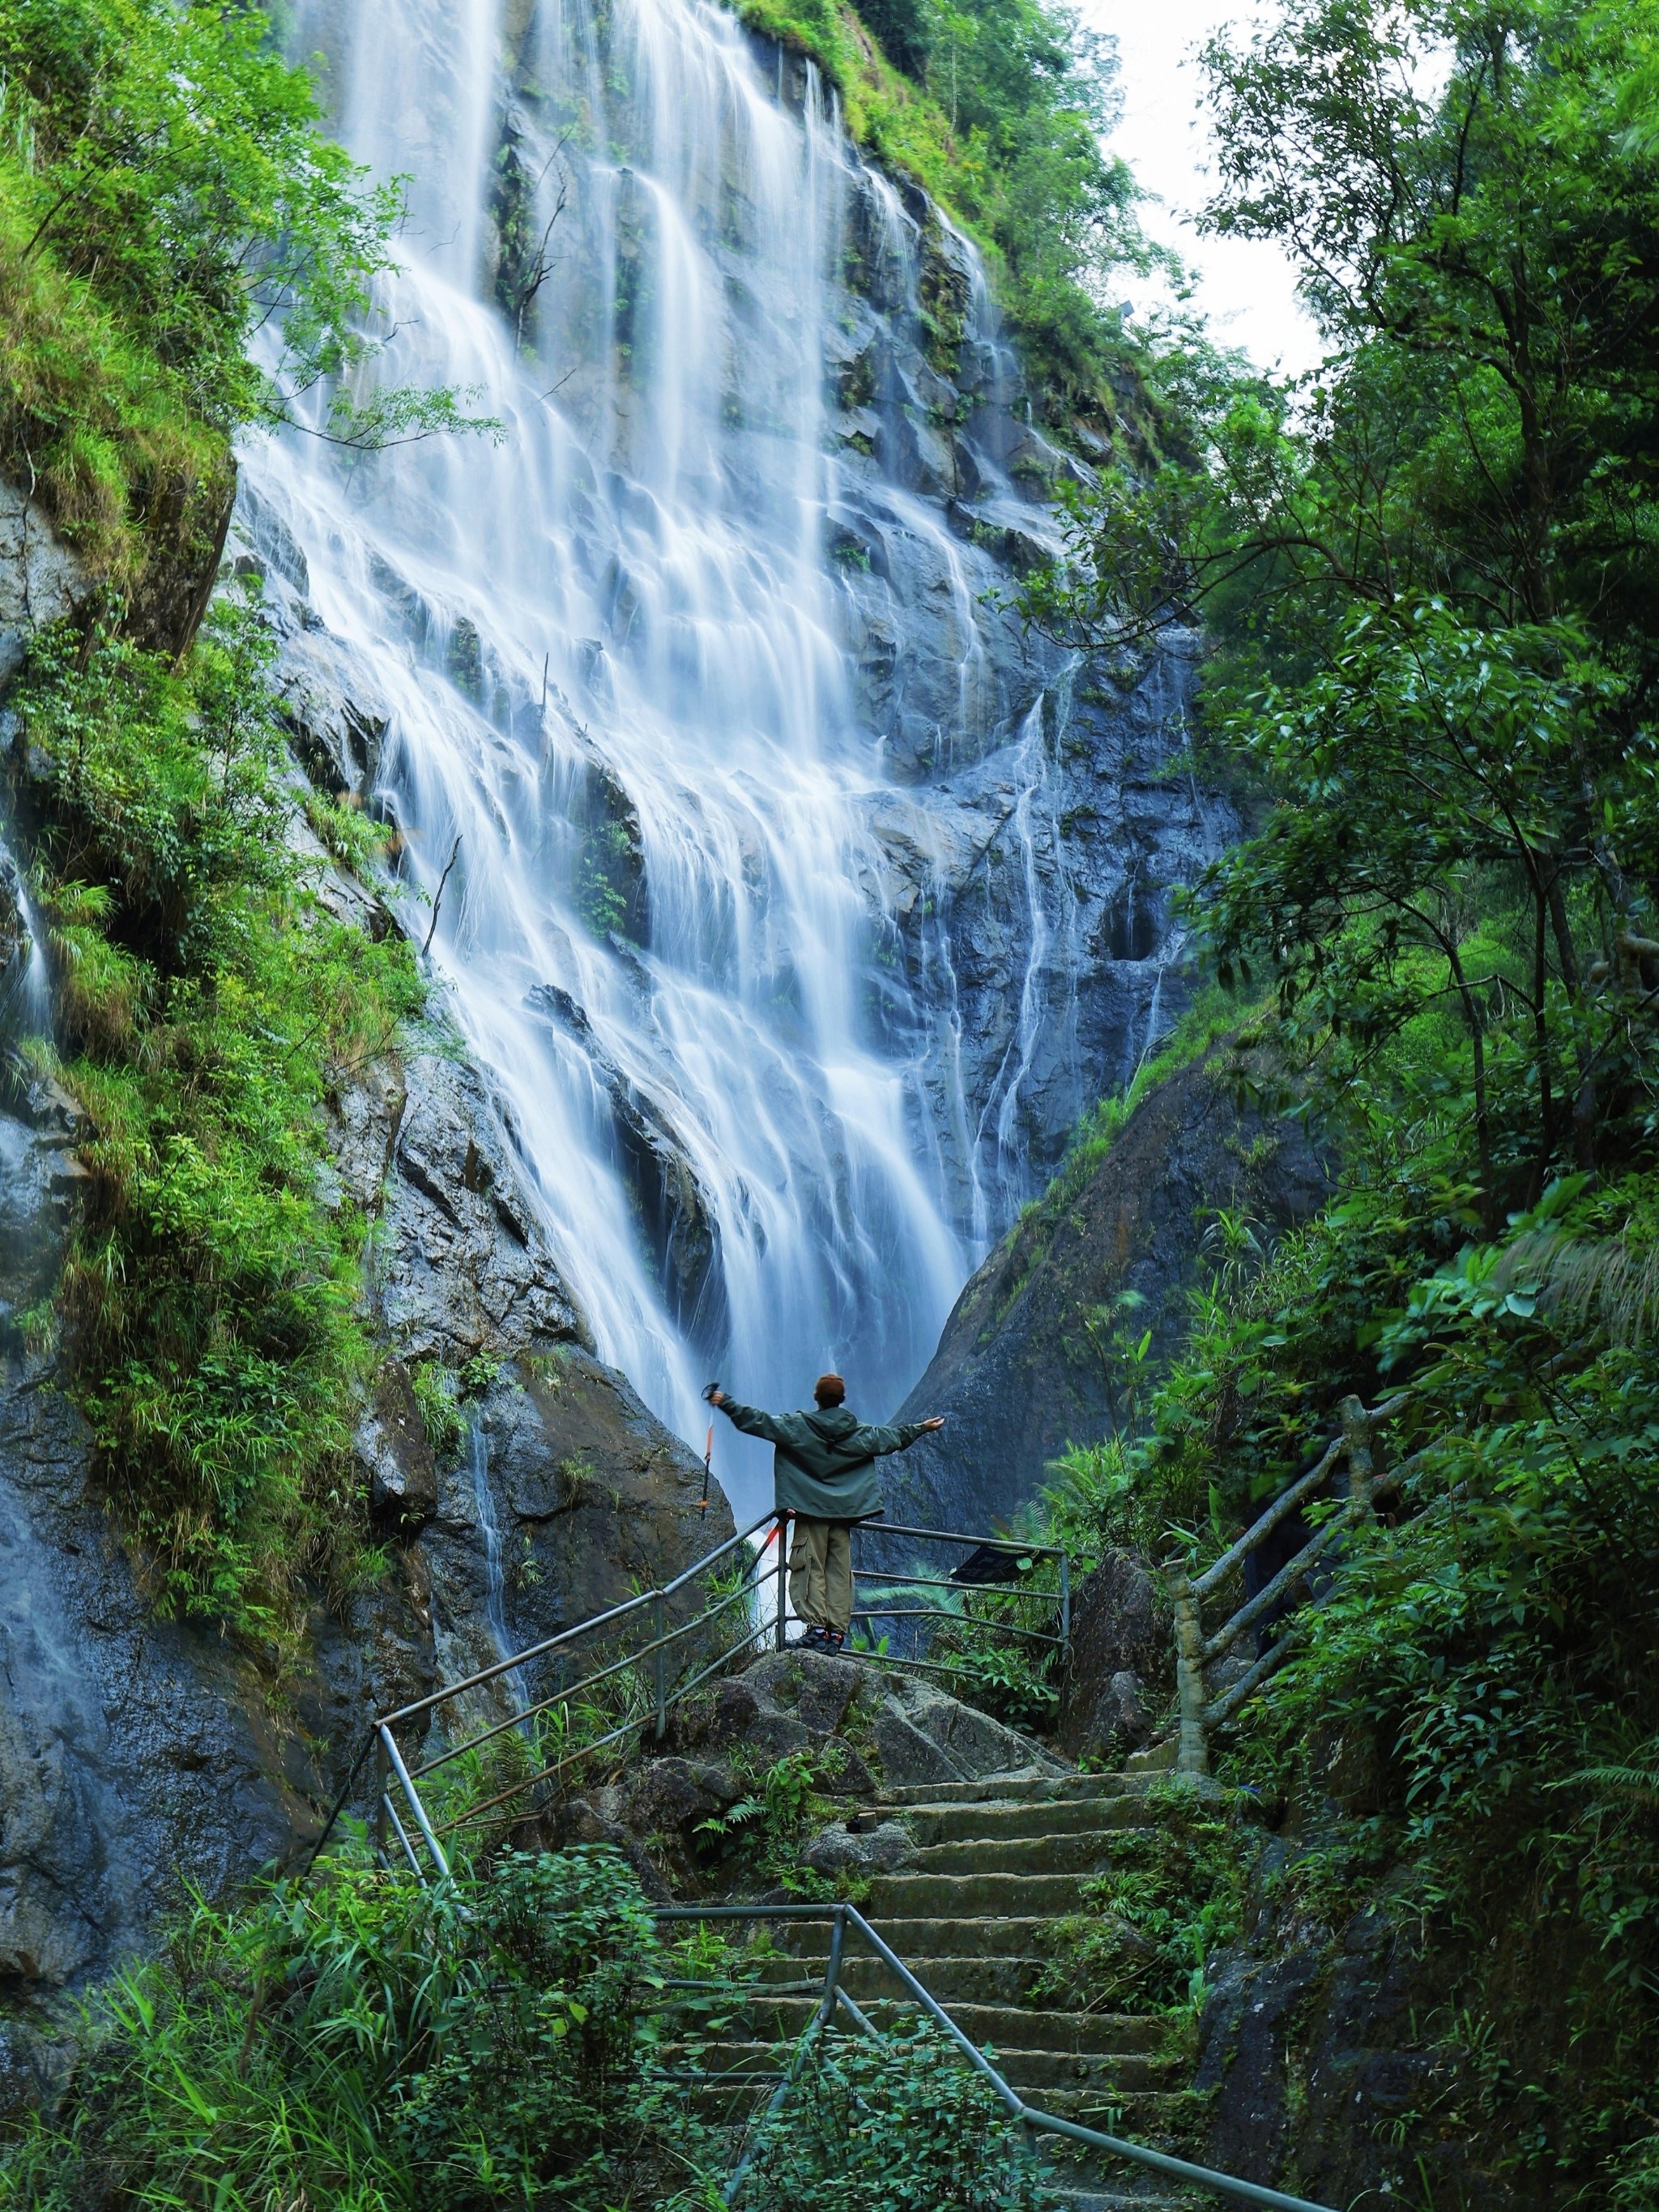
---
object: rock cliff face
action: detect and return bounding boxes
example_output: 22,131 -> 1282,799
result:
888,1048 -> 1335,1531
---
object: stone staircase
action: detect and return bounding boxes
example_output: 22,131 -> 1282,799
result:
697,1754 -> 1205,2209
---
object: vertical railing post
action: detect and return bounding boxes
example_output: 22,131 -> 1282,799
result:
371,1727 -> 390,1863
1058,1549 -> 1072,1660
820,1902 -> 847,2026
774,1512 -> 789,1650
653,1591 -> 667,1740
1168,1569 -> 1209,1776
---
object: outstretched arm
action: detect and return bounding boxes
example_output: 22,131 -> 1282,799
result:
709,1389 -> 787,1445
856,1415 -> 947,1455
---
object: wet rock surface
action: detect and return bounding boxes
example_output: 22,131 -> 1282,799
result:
889,1046 -> 1336,1530
1056,1547 -> 1172,1766
1196,1847 -> 1510,2210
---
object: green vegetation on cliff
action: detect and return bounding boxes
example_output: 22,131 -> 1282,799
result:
13,596 -> 423,1629
729,0 -> 1148,399
0,0 -> 476,594
1026,0 -> 1659,2196
0,0 -> 459,1629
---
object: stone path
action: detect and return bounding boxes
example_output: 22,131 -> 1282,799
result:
700,1745 -> 1206,2208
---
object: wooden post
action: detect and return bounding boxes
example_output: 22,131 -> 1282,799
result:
1338,1394 -> 1376,1513
1168,1569 -> 1209,1776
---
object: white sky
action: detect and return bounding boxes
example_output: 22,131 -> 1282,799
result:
1081,0 -> 1323,375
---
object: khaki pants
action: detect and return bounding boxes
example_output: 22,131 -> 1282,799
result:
788,1516 -> 854,1633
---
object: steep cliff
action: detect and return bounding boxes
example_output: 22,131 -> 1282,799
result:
888,1044 -> 1333,1530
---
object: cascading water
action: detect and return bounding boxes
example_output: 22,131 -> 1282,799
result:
0,835 -> 50,1054
466,1418 -> 531,1706
247,0 -> 1218,1523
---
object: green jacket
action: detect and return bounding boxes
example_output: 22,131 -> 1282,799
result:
718,1399 -> 928,1521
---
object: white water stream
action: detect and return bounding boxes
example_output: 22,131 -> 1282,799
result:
252,0 -> 1090,1523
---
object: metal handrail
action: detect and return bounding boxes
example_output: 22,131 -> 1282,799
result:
309,1507 -> 1077,1872
1167,1391 -> 1410,1774
653,1902 -> 1338,2212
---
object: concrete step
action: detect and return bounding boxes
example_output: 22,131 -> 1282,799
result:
904,1793 -> 1154,1843
729,1994 -> 1166,2057
866,1868 -> 1087,1915
880,1773 -> 1141,1808
907,1828 -> 1120,1876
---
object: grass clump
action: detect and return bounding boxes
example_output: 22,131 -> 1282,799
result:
9,593 -> 424,1631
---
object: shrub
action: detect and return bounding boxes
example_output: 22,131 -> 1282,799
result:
730,2020 -> 1064,2209
0,1847 -> 719,2212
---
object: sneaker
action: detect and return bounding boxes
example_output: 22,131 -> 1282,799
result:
819,1628 -> 847,1654
789,1626 -> 830,1650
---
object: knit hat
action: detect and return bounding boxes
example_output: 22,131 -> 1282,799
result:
813,1373 -> 846,1407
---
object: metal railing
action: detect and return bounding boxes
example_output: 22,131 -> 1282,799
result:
657,1902 -> 1338,2212
309,1509 -> 1074,1874
849,1518 -> 1071,1679
301,1512 -> 1337,2211
1166,1391 -> 1413,1774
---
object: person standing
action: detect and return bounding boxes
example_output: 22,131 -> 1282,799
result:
706,1374 -> 945,1652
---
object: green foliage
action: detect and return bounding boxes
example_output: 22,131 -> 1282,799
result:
730,2021 -> 1063,2209
0,1847 -> 720,2212
728,0 -> 1152,396
1038,1783 -> 1248,2015
0,0 -> 484,584
410,1359 -> 467,1463
1009,0 -> 1659,2186
697,1747 -> 851,1894
11,597 -> 424,1629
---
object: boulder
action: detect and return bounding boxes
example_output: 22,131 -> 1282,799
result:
672,1649 -> 1060,1796
803,1818 -> 916,1877
1056,1549 -> 1171,1763
626,1757 -> 743,1836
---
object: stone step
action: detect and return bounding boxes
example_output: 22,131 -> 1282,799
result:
1009,2085 -> 1199,2141
730,1993 -> 1166,2057
907,1828 -> 1120,1876
758,1952 -> 1047,2005
668,2035 -> 1179,2098
1124,1740 -> 1179,1776
1047,2190 -> 1199,2212
903,1793 -> 1154,1843
865,1868 -> 1086,1915
802,1913 -> 1057,1958
880,1773 -> 1141,1807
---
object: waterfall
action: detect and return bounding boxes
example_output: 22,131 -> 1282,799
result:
466,1418 -> 529,1709
0,835 -> 50,1054
245,0 -> 1200,1523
